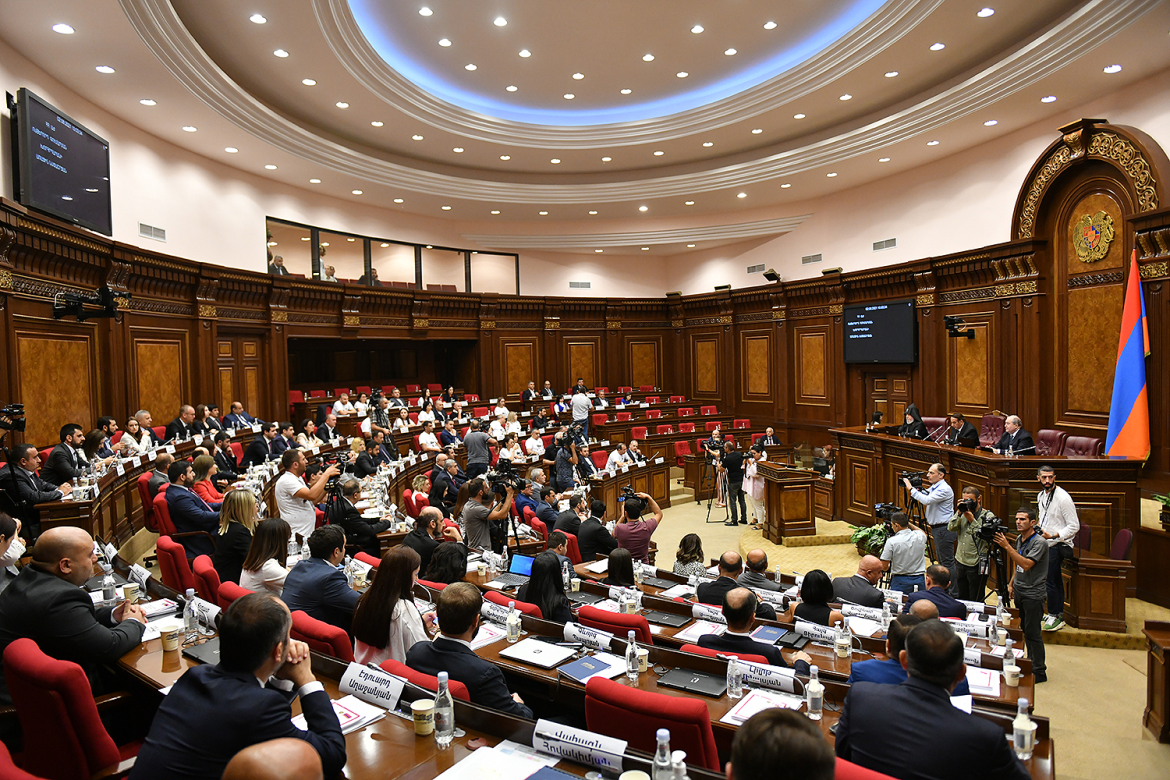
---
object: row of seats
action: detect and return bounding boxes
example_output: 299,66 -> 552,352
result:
918,415 -> 1106,456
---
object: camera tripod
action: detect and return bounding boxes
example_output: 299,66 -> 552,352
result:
983,540 -> 1012,609
901,482 -> 940,565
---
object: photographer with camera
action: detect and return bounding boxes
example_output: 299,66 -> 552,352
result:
947,486 -> 997,601
463,420 -> 495,480
880,512 -> 928,595
994,508 -> 1049,682
458,477 -> 514,553
554,435 -> 580,493
613,491 -> 663,564
718,440 -> 748,527
901,463 -> 956,594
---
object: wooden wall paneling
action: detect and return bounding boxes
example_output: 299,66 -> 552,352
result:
793,325 -> 831,408
740,330 -> 771,401
691,333 -> 719,397
14,326 -> 98,446
502,339 -> 538,399
1061,284 -> 1123,425
131,332 -> 188,422
218,367 -> 234,414
626,338 -> 661,390
946,310 -> 995,417
566,338 -> 599,390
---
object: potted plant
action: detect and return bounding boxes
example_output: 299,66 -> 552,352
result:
1154,493 -> 1170,532
850,523 -> 890,557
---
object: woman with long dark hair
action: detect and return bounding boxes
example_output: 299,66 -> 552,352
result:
421,541 -> 468,585
517,551 -> 573,622
352,546 -> 434,664
601,547 -> 636,587
239,518 -> 291,595
672,533 -> 706,578
784,569 -> 845,627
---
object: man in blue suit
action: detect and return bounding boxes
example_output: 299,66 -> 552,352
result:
836,620 -> 1025,779
697,588 -> 812,673
271,422 -> 297,457
406,582 -> 533,718
224,401 -> 262,429
280,525 -> 360,633
847,614 -> 971,696
165,460 -> 220,557
129,593 -> 345,780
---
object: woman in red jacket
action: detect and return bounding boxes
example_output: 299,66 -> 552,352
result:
191,454 -> 224,503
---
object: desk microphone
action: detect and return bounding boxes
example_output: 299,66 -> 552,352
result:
926,423 -> 947,442
1012,445 -> 1036,454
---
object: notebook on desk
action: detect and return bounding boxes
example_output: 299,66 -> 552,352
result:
566,591 -> 604,605
181,637 -> 221,666
643,610 -> 690,627
641,576 -> 677,589
656,667 -> 728,698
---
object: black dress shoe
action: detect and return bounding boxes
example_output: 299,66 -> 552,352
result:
724,521 -> 738,527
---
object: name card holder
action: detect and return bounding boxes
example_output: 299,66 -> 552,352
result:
692,602 -> 727,624
339,662 -> 405,710
564,622 -> 613,651
481,601 -> 511,626
794,620 -> 836,644
841,604 -> 883,620
532,719 -> 626,772
739,661 -> 797,693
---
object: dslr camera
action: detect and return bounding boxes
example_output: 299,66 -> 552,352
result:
900,470 -> 926,489
485,458 -> 523,497
874,502 -> 902,523
956,496 -> 979,515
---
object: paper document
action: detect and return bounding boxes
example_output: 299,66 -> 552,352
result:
584,559 -> 609,574
847,617 -> 883,638
673,620 -> 725,643
431,743 -> 544,780
291,695 -> 384,735
950,694 -> 974,713
719,688 -> 804,724
471,622 -> 508,650
658,584 -> 693,599
965,667 -> 1001,697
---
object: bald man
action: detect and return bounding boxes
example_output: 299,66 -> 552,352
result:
833,555 -> 886,608
909,598 -> 940,621
223,739 -> 323,780
0,527 -> 146,708
737,549 -> 782,592
696,551 -> 777,620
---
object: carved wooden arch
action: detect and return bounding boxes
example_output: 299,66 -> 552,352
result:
1012,118 -> 1170,240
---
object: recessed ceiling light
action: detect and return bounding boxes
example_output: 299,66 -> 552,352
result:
984,119 -> 998,126
266,241 -> 277,247
309,178 -> 321,183
839,94 -> 852,101
977,8 -> 995,17
371,121 -> 384,127
500,155 -> 511,160
274,49 -> 289,58
336,101 -> 349,108
538,211 -> 548,215
494,16 -> 507,26
930,42 -> 945,51
826,172 -> 838,177
737,192 -> 747,198
465,63 -> 477,71
352,189 -> 363,195
620,88 -> 632,95
224,146 -> 239,153
439,38 -> 451,46
638,205 -> 648,212
301,237 -> 310,241
442,205 -> 452,210
1103,64 -> 1122,74
264,164 -> 277,170
320,242 -> 330,247
182,125 -> 197,132
563,93 -> 575,99
419,7 -> 433,16
676,71 -> 689,78
595,249 -> 603,253
95,66 -> 115,74
573,72 -> 584,80
550,158 -> 561,164
347,237 -> 356,242
885,71 -> 899,78
249,14 -> 266,24
642,246 -> 650,251
52,23 -> 75,34
793,113 -> 806,119
878,157 -> 890,163
926,140 -> 939,146
381,242 -> 390,247
691,25 -> 705,34
764,21 -> 777,30
1041,95 -> 1057,103
302,78 -> 316,86
139,98 -> 157,106
490,210 -> 501,214
453,147 -> 464,153
393,198 -> 404,203
751,128 -> 763,134
687,244 -> 696,248
725,48 -> 737,56
702,141 -> 713,147
642,54 -> 655,62
588,210 -> 598,214
684,200 -> 695,205
412,134 -> 424,140
505,85 -> 518,92
519,49 -> 531,58
653,150 -> 664,156
61,196 -> 73,201
780,183 -> 791,188
601,156 -> 612,162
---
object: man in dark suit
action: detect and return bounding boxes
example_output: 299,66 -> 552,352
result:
271,422 -> 297,457
213,432 -> 240,480
280,525 -> 360,632
224,401 -> 261,429
756,427 -> 780,446
318,412 -> 339,443
166,460 -> 221,557
330,479 -> 389,557
165,405 -> 197,442
905,565 -> 967,618
0,444 -> 70,538
698,588 -> 812,673
0,527 -> 146,709
268,255 -> 290,275
406,582 -> 533,718
439,419 -> 462,447
241,424 -> 280,469
146,453 -> 174,500
846,614 -> 973,695
371,430 -> 395,465
129,593 -> 346,780
736,549 -> 782,592
429,460 -> 460,518
132,409 -> 166,446
553,493 -> 586,536
578,499 -> 620,562
202,404 -> 225,434
403,507 -> 462,575
39,424 -> 86,487
943,413 -> 980,447
94,416 -> 126,459
995,415 -> 1036,454
539,380 -> 554,398
832,556 -> 886,608
697,551 -> 776,620
836,620 -> 1027,780
521,381 -> 538,401
353,437 -> 381,479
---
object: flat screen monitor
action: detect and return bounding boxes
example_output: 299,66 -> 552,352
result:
842,300 -> 918,364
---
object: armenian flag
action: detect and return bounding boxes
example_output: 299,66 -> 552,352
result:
1104,249 -> 1150,459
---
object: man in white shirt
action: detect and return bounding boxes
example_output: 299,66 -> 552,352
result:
331,393 -> 354,415
387,388 -> 407,408
594,389 -> 609,409
274,449 -> 340,542
417,421 -> 441,453
1036,465 -> 1079,631
880,512 -> 928,594
524,429 -> 545,457
902,463 -> 956,595
606,443 -> 631,471
570,389 -> 594,439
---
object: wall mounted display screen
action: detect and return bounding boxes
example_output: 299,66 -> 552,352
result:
842,300 -> 918,363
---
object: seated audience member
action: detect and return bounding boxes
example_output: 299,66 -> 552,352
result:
737,548 -> 782,592
601,547 -> 637,587
593,388 -> 610,409
605,442 -> 632,470
627,439 -> 647,463
756,427 -> 780,446
497,431 -> 523,463
493,399 -> 510,419
778,569 -> 843,627
276,449 -> 341,543
241,518 -> 292,595
296,419 -> 324,449
81,429 -> 116,471
529,408 -> 550,432
129,593 -> 345,780
404,507 -> 462,575
575,442 -> 598,482
191,404 -> 216,435
268,255 -> 289,275
273,422 -> 298,456
214,489 -> 258,585
833,556 -> 886,608
94,416 -> 125,459
440,419 -> 462,447
578,499 -> 619,562
835,620 -> 1028,780
0,527 -> 145,709
213,431 -> 240,479
204,403 -> 226,433
697,552 -> 777,620
332,393 -> 355,416
540,380 -> 555,398
352,546 -> 435,665
418,421 -> 441,453
371,430 -> 395,465
191,454 -> 225,504
119,416 -> 152,456
427,452 -> 451,487
332,478 -> 390,557
545,531 -> 573,568
429,460 -> 461,518
392,407 -> 412,435
224,400 -> 261,429
39,424 -> 86,487
422,541 -> 469,585
354,437 -> 383,479
0,443 -> 70,537
166,459 -> 222,557
147,453 -> 174,500
521,381 -> 538,401
0,515 -> 26,594
488,413 -> 508,441
613,492 -> 663,564
553,492 -> 587,536
281,525 -> 360,632
847,614 -> 973,695
134,409 -> 167,445
417,400 -> 438,425
524,428 -> 545,457
994,415 -> 1036,455
898,404 -> 929,439
317,413 -> 339,443
505,412 -> 522,436
165,405 -> 197,442
514,478 -> 540,517
672,533 -> 707,578
405,583 -> 533,718
459,478 -> 514,552
905,564 -> 967,618
242,423 -> 281,468
353,393 -> 370,416
517,551 -> 574,622
727,709 -> 835,780
222,737 -> 323,780
698,587 -> 812,673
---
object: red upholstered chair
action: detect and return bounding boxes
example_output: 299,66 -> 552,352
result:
733,419 -> 750,429
679,422 -> 695,434
592,413 -> 609,427
561,532 -> 583,564
835,758 -> 900,780
153,487 -> 215,553
291,610 -> 355,662
38,448 -> 54,469
705,421 -> 721,432
152,426 -> 166,441
357,385 -> 372,394
485,589 -> 543,618
464,393 -> 480,402
191,555 -> 222,603
979,414 -> 1005,447
678,408 -> 694,417
309,390 -> 327,399
406,384 -> 421,394
674,441 -> 692,467
549,401 -> 557,416
638,385 -> 655,392
631,426 -> 648,440
617,386 -> 633,394
584,677 -> 719,771
109,430 -> 124,447
413,493 -> 432,519
578,605 -> 652,643
1074,525 -> 1092,552
379,659 -> 470,701
4,639 -> 140,780
724,434 -> 736,444
136,473 -> 157,532
656,425 -> 674,435
462,427 -> 472,439
751,432 -> 764,445
0,742 -> 42,780
1111,528 -> 1134,561
645,396 -> 660,404
409,412 -> 419,425
473,407 -> 489,418
590,450 -> 609,470
289,390 -> 305,403
669,395 -> 685,403
417,578 -> 448,592
594,387 -> 609,394
695,438 -> 707,455
355,551 -> 381,568
230,441 -> 244,462
155,535 -> 198,594
1034,429 -> 1068,456
427,383 -> 443,393
1061,435 -> 1103,456
401,488 -> 414,514
646,409 -> 663,420
700,405 -> 717,415
522,507 -> 548,544
680,643 -> 770,666
616,412 -> 633,422
217,580 -> 250,610
333,388 -> 351,397
541,434 -> 553,449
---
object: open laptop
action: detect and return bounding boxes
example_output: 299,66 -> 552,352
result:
492,554 -> 535,588
641,575 -> 678,590
498,637 -> 577,669
656,667 -> 728,698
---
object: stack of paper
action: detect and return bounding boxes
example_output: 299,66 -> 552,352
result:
589,599 -> 623,613
471,622 -> 508,650
674,620 -> 725,643
292,695 -> 384,735
847,617 -> 883,638
659,584 -> 693,599
585,559 -> 609,574
719,689 -> 804,725
990,645 -> 1024,659
965,667 -> 1001,697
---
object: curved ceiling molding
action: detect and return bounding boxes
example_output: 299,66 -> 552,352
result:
120,0 -> 1160,204
462,215 -> 813,250
314,0 -> 942,148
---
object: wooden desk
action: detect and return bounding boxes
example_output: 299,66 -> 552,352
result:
1144,620 -> 1170,743
1062,549 -> 1133,632
756,463 -> 821,542
586,458 -> 673,522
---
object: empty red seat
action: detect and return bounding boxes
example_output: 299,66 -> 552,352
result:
291,610 -> 355,662
733,419 -> 750,429
473,407 -> 489,418
979,414 -> 1005,447
616,412 -> 633,422
646,409 -> 663,419
669,395 -> 685,403
617,386 -> 633,394
674,441 -> 692,467
656,425 -> 674,435
590,450 -> 609,469
592,413 -> 609,427
309,390 -> 326,398
700,405 -> 717,415
333,388 -> 351,397
561,533 -> 583,564
679,422 -> 696,434
155,534 -> 198,594
631,426 -> 647,440
191,555 -> 222,603
680,643 -> 770,666
427,383 -> 443,393
485,589 -> 543,618
1035,429 -> 1068,456
289,390 -> 305,403
678,408 -> 694,417
724,434 -> 736,444
408,412 -> 419,425
1061,435 -> 1103,456
638,385 -> 655,392
406,384 -> 421,394
217,580 -> 250,610
464,393 -> 480,402
577,605 -> 651,643
645,396 -> 660,404
705,421 -> 721,432
357,385 -> 372,394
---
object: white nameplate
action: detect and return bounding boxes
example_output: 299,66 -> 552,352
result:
339,662 -> 405,710
102,542 -> 118,561
481,601 -> 511,626
794,620 -> 837,643
964,646 -> 983,667
958,599 -> 988,614
879,588 -> 906,604
691,602 -> 727,624
841,604 -> 883,620
115,462 -> 126,477
654,457 -> 665,465
191,597 -> 221,627
564,622 -> 613,651
193,434 -> 204,446
532,719 -> 626,772
251,424 -> 262,433
165,445 -> 176,454
752,587 -> 788,605
621,465 -> 629,474
739,661 -> 797,693
942,617 -> 991,638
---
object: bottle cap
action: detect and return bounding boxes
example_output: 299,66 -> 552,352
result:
657,728 -> 670,741
438,671 -> 448,682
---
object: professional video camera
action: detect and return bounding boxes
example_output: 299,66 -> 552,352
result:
976,515 -> 1010,542
0,404 -> 27,432
874,502 -> 902,522
618,484 -> 637,502
900,470 -> 926,490
565,419 -> 588,447
485,458 -> 524,497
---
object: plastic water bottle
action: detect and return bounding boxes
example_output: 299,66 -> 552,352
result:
506,601 -> 521,643
726,656 -> 743,700
183,588 -> 198,644
652,729 -> 672,780
300,538 -> 311,562
1004,637 -> 1014,659
806,665 -> 824,721
834,620 -> 850,659
501,546 -> 510,574
996,601 -> 1006,626
625,630 -> 639,681
100,564 -> 117,608
434,671 -> 455,748
287,536 -> 299,563
1013,698 -> 1035,760
562,561 -> 571,592
881,603 -> 892,632
342,556 -> 354,587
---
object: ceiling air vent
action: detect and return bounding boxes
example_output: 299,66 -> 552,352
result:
138,222 -> 166,242
873,238 -> 897,251
801,253 -> 822,265
569,281 -> 591,289
747,263 -> 765,274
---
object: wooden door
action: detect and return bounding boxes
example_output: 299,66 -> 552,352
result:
217,334 -> 266,419
865,371 -> 911,426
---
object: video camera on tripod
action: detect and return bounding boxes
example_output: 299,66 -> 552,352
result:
564,419 -> 588,447
0,404 -> 26,432
900,470 -> 927,489
485,458 -> 523,498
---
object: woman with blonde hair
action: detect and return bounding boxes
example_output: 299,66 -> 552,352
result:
506,411 -> 522,436
213,489 -> 258,584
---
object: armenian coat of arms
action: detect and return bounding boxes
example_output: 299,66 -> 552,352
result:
1073,210 -> 1115,263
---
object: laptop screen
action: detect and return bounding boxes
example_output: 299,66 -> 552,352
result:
509,554 -> 535,576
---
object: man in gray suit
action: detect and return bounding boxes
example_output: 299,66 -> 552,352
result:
736,549 -> 782,592
832,556 -> 886,609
